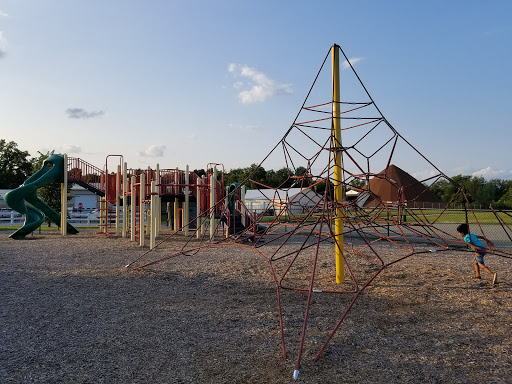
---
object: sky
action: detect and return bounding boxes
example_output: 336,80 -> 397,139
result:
0,1 -> 511,180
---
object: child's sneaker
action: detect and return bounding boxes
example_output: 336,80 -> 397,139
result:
492,273 -> 497,286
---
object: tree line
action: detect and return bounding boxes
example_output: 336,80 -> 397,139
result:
194,164 -> 312,190
200,165 -> 512,209
0,140 -> 56,189
3,139 -> 512,209
430,175 -> 512,209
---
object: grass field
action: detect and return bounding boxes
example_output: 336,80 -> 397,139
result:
391,209 -> 512,225
259,209 -> 512,226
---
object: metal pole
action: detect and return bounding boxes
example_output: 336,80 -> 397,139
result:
130,175 -> 136,242
197,178 -> 202,238
61,154 -> 68,235
241,185 -> 246,227
332,44 -> 344,284
174,168 -> 179,232
146,168 -> 151,237
150,180 -> 156,249
155,164 -> 160,237
184,165 -> 190,236
210,166 -> 216,240
116,164 -> 121,236
122,162 -> 128,237
139,172 -> 145,247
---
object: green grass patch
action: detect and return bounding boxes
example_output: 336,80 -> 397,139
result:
257,209 -> 512,226
375,209 -> 512,225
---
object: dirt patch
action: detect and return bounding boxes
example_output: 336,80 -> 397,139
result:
1,229 -> 511,383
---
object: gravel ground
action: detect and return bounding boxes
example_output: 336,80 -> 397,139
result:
1,229 -> 511,384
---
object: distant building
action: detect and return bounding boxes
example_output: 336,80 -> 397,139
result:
0,189 -> 11,209
69,184 -> 100,211
244,188 -> 323,215
358,164 -> 443,208
1,185 -> 101,212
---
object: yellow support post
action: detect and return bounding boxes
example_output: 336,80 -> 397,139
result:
174,198 -> 179,231
130,175 -> 136,242
332,44 -> 344,284
122,162 -> 128,238
210,166 -> 216,240
60,154 -> 68,236
196,178 -> 202,238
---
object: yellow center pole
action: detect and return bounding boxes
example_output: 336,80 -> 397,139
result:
332,45 -> 344,284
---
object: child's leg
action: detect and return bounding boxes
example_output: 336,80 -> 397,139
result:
473,259 -> 481,278
480,264 -> 494,277
475,254 -> 494,277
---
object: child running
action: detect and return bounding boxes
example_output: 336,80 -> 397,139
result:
457,223 -> 497,286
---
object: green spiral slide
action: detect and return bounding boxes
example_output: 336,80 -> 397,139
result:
4,154 -> 79,239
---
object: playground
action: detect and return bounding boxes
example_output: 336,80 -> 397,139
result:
1,229 -> 511,383
3,44 -> 512,382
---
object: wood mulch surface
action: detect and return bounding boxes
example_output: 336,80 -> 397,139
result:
1,229 -> 511,383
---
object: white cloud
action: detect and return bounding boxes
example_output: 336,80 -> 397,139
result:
227,63 -> 237,72
0,10 -> 8,17
137,145 -> 166,157
341,57 -> 363,70
228,63 -> 292,104
471,167 -> 512,180
66,107 -> 105,119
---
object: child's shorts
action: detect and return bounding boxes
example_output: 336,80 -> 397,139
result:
475,252 -> 486,265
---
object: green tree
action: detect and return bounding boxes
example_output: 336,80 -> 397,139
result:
450,175 -> 474,203
431,179 -> 458,203
266,167 -> 293,188
0,139 -> 33,188
349,178 -> 366,190
292,166 -> 311,188
224,167 -> 248,186
497,186 -> 512,209
466,176 -> 485,204
295,166 -> 307,177
225,164 -> 267,189
193,168 -> 206,178
479,178 -> 509,205
245,164 -> 267,189
431,175 -> 512,207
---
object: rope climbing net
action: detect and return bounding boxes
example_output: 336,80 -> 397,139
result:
127,44 -> 512,379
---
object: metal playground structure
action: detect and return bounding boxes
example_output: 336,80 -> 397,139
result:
124,44 -> 512,380
66,156 -> 227,248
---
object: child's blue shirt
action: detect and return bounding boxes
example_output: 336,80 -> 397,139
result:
463,233 -> 484,248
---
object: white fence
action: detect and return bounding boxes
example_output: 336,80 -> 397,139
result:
0,211 -> 23,225
0,210 -> 102,227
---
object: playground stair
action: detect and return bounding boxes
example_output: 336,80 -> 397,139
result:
67,157 -> 106,197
